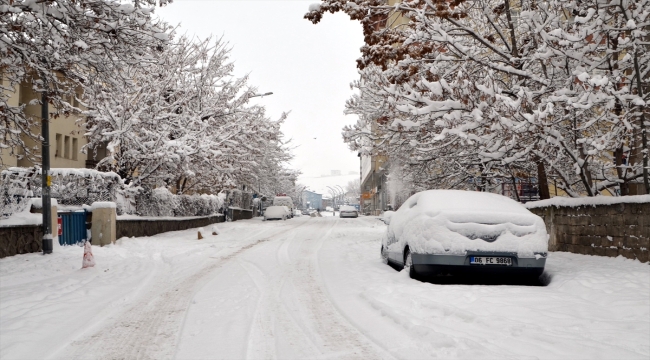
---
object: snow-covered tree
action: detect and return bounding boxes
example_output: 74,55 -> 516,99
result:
346,178 -> 361,199
0,0 -> 170,167
307,0 -> 649,197
528,0 -> 650,195
84,35 -> 295,194
251,136 -> 300,197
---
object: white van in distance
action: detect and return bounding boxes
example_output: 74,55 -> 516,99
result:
273,196 -> 294,218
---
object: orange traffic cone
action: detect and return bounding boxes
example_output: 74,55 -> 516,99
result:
82,241 -> 95,268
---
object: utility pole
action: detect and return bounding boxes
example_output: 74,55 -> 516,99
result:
41,86 -> 53,254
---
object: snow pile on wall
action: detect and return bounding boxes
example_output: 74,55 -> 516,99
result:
387,190 -> 548,257
90,202 -> 117,211
525,195 -> 650,209
29,198 -> 59,208
0,198 -> 43,226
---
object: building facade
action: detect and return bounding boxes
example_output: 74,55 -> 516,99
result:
1,75 -> 100,171
302,190 -> 323,210
359,153 -> 389,215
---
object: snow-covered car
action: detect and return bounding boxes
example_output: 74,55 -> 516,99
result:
263,206 -> 287,221
381,190 -> 548,280
282,206 -> 292,218
301,209 -> 310,215
339,205 -> 359,218
293,209 -> 302,217
273,196 -> 294,218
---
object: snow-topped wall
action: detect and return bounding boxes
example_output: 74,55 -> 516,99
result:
527,196 -> 649,263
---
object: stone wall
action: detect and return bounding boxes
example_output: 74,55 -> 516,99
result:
116,215 -> 225,239
231,208 -> 253,221
0,225 -> 43,258
529,202 -> 649,263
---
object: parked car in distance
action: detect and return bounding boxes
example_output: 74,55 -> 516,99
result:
293,209 -> 302,217
301,209 -> 310,215
273,196 -> 294,218
382,190 -> 549,280
264,206 -> 288,221
339,205 -> 359,218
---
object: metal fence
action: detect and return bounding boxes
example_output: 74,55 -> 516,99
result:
1,167 -> 119,218
2,166 -> 253,219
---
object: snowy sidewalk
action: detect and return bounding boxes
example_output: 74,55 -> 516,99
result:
1,216 -> 648,359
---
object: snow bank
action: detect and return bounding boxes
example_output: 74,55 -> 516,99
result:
525,195 -> 650,209
0,209 -> 41,226
29,198 -> 59,208
0,198 -> 56,226
90,201 -> 117,210
387,190 -> 548,257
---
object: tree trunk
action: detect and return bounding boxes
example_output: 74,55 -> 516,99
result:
614,146 -> 628,196
537,160 -> 550,200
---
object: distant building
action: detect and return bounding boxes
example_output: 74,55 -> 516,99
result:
360,153 -> 388,216
302,190 -> 322,210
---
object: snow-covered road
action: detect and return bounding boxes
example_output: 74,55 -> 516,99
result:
1,216 -> 648,359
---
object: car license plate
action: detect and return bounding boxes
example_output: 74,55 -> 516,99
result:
470,256 -> 512,266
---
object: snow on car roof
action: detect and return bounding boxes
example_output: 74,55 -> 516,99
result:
401,189 -> 528,214
340,205 -> 357,211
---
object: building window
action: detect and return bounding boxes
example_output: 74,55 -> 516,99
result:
72,138 -> 78,161
55,134 -> 62,157
64,136 -> 70,159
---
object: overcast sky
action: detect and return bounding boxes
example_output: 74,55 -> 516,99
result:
156,0 -> 364,185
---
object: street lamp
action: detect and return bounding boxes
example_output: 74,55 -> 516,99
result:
335,185 -> 345,205
326,186 -> 337,212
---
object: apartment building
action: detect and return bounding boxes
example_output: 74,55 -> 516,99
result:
0,75 -> 103,172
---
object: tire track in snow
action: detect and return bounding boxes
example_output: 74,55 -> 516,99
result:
53,220 -> 311,360
239,221 -> 330,359
239,218 -> 393,359
289,218 -> 393,359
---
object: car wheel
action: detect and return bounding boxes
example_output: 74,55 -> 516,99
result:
380,246 -> 388,264
404,248 -> 418,280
